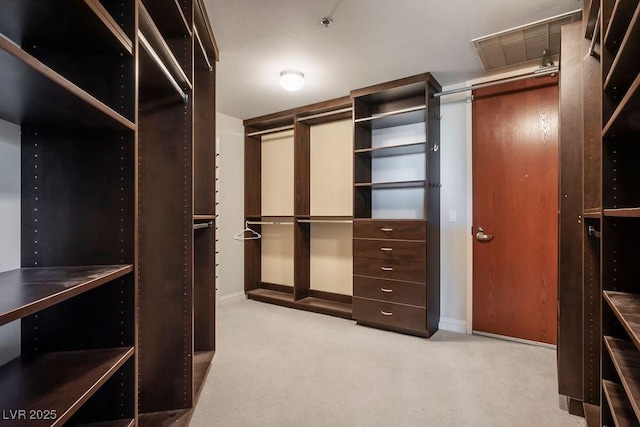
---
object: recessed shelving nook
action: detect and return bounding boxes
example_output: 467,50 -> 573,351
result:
0,0 -> 219,424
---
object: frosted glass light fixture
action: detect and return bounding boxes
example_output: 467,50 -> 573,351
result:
280,70 -> 305,91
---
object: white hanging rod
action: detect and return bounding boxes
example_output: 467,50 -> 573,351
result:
194,26 -> 213,72
193,221 -> 213,230
138,31 -> 189,103
297,219 -> 353,224
432,66 -> 560,98
247,125 -> 295,137
354,105 -> 426,123
296,107 -> 353,122
246,220 -> 294,225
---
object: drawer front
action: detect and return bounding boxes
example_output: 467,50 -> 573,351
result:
353,297 -> 425,331
353,220 -> 426,241
353,239 -> 426,262
353,276 -> 426,306
353,257 -> 426,283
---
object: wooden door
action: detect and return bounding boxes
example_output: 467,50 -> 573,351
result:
472,76 -> 558,345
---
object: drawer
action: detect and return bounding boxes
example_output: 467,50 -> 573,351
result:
353,297 -> 425,331
353,220 -> 426,241
354,276 -> 426,306
353,257 -> 426,283
353,239 -> 426,262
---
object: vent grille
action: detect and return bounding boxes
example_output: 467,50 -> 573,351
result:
473,10 -> 582,72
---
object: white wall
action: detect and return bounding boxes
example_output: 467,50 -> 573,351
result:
216,113 -> 245,299
438,85 -> 470,333
0,119 -> 21,365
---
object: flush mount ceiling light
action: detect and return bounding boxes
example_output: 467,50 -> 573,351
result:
280,70 -> 305,91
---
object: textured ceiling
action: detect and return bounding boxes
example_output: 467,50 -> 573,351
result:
205,0 -> 583,119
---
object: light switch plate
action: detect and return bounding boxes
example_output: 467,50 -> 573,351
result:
448,210 -> 457,222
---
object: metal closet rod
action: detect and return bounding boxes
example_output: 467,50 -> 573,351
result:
247,125 -> 295,137
194,221 -> 213,230
297,219 -> 353,224
297,107 -> 353,122
432,66 -> 560,98
138,31 -> 189,103
194,26 -> 213,72
589,8 -> 601,58
246,220 -> 294,225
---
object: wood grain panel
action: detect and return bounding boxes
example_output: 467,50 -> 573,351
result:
353,276 -> 426,306
310,119 -> 353,216
472,76 -> 558,345
310,223 -> 353,296
353,258 -> 426,283
261,224 -> 294,287
353,220 -> 426,241
261,130 -> 294,216
353,239 -> 425,262
353,297 -> 425,331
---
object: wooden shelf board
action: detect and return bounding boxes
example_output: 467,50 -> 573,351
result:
193,350 -> 215,400
604,5 -> 640,94
603,380 -> 640,427
355,109 -> 425,130
604,207 -> 640,218
604,72 -> 640,137
141,0 -> 192,39
0,0 -> 132,55
138,409 -> 192,427
0,347 -> 134,427
0,265 -> 133,327
355,142 -> 427,158
583,208 -> 602,219
583,402 -> 601,427
0,34 -> 135,130
74,419 -> 135,427
604,0 -> 638,52
355,180 -> 426,189
194,214 -> 216,220
246,288 -> 295,307
295,297 -> 353,319
605,291 -> 640,351
604,336 -> 640,420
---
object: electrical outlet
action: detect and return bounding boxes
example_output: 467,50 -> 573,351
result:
448,210 -> 457,222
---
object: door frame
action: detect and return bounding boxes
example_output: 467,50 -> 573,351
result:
463,65 -> 553,336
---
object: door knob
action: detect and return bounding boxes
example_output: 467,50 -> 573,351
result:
476,227 -> 494,242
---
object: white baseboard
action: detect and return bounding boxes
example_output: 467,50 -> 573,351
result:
439,317 -> 467,334
219,291 -> 245,304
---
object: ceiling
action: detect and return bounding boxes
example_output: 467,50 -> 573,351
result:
205,0 -> 583,120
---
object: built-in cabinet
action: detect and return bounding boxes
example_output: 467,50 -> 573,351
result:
0,0 -> 218,425
243,74 -> 441,337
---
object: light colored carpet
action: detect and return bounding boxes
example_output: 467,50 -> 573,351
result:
190,298 -> 585,427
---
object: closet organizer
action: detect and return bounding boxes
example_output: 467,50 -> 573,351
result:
243,73 -> 441,337
0,0 -> 219,425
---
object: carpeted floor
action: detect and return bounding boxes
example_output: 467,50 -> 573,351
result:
190,297 -> 585,427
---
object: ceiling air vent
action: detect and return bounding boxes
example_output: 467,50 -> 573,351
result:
472,9 -> 582,72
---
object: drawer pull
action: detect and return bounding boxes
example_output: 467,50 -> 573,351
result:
381,228 -> 393,232
380,247 -> 393,252
381,267 -> 393,271
381,288 -> 393,293
381,311 -> 393,316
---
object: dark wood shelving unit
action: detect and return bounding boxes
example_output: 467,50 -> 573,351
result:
603,0 -> 637,51
137,409 -> 191,427
354,141 -> 426,158
604,380 -> 640,427
604,337 -> 640,419
354,107 -> 425,130
142,0 -> 192,38
603,5 -> 640,93
193,350 -> 215,400
603,73 -> 640,137
604,207 -> 640,218
586,0 -> 601,38
355,180 -> 426,189
0,347 -> 134,426
0,265 -> 133,326
605,291 -> 640,349
584,208 -> 603,219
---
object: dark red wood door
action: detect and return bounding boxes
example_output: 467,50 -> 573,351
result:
472,76 -> 559,345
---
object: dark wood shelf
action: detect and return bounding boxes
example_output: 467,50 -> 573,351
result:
0,0 -> 132,55
74,419 -> 135,427
246,288 -> 295,307
141,0 -> 191,39
0,265 -> 133,327
583,208 -> 602,219
355,108 -> 425,130
604,207 -> 640,218
603,73 -> 640,137
138,410 -> 191,427
194,350 -> 215,400
355,142 -> 426,158
295,297 -> 352,319
604,0 -> 638,52
194,214 -> 216,220
0,347 -> 134,427
355,180 -> 426,189
604,291 -> 640,351
604,336 -> 640,420
604,5 -> 640,94
603,380 -> 640,427
0,34 -> 135,130
583,403 -> 601,427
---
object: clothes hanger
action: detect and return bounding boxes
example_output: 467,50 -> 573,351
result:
234,221 -> 262,241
